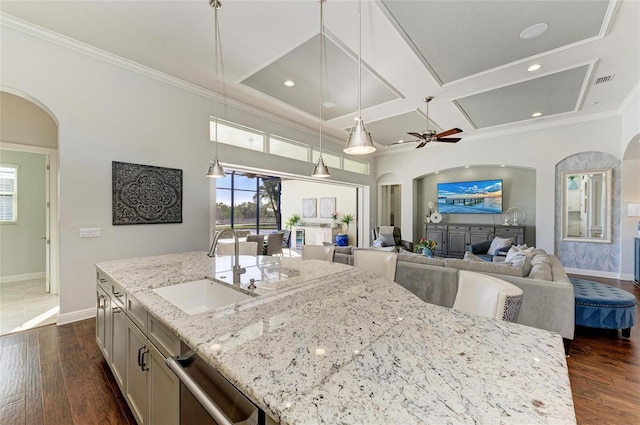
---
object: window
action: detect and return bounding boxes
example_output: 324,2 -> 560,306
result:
312,149 -> 341,169
215,172 -> 281,233
343,157 -> 369,174
270,137 -> 309,162
210,121 -> 265,151
209,118 -> 370,175
0,164 -> 18,223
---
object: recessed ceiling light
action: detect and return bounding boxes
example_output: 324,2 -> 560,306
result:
520,23 -> 548,39
396,139 -> 404,144
464,165 -> 470,169
323,101 -> 336,108
589,101 -> 600,106
532,112 -> 543,117
284,80 -> 295,87
500,164 -> 506,167
527,64 -> 542,72
434,171 -> 439,174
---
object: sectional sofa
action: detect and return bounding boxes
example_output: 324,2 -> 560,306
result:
332,246 -> 575,347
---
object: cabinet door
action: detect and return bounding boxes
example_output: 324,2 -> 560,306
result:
111,305 -> 127,392
148,343 -> 179,425
469,226 -> 493,246
495,226 -> 524,245
447,231 -> 468,257
126,319 -> 149,425
96,286 -> 112,362
425,227 -> 445,256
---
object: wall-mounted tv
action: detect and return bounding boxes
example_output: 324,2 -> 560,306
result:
437,179 -> 503,214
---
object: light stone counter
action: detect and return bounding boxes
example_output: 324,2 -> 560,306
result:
96,251 -> 576,424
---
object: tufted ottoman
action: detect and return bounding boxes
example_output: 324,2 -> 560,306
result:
570,277 -> 637,337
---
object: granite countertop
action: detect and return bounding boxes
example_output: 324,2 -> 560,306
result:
96,251 -> 576,424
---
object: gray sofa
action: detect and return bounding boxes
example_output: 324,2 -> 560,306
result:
331,246 -> 575,344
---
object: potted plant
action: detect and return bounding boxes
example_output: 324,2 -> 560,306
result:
285,213 -> 300,230
340,213 -> 354,234
414,237 -> 437,257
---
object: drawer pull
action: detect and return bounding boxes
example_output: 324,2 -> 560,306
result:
113,291 -> 123,298
112,306 -> 122,314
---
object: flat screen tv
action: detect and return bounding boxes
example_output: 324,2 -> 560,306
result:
437,179 -> 503,214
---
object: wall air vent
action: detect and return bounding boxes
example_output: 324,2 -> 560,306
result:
595,74 -> 615,84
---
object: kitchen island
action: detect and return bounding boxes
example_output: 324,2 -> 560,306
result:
96,251 -> 576,424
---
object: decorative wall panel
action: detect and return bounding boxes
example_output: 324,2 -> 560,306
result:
112,161 -> 182,225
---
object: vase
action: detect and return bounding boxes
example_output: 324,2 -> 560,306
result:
423,247 -> 433,258
335,234 -> 349,246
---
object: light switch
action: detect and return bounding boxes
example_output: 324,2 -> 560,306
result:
80,227 -> 101,238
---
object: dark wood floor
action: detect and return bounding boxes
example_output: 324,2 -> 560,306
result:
0,276 -> 638,424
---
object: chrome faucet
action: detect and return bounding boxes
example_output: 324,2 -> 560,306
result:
208,229 -> 246,284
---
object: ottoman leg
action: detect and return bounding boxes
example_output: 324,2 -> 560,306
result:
622,328 -> 631,338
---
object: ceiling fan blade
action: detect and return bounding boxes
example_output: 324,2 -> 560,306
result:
415,140 -> 428,149
435,137 -> 461,143
390,139 -> 421,146
435,128 -> 463,138
407,132 -> 425,139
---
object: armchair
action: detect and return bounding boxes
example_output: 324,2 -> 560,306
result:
371,226 -> 414,252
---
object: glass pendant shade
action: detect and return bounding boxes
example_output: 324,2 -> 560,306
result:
311,156 -> 331,178
206,157 -> 225,178
345,118 -> 375,155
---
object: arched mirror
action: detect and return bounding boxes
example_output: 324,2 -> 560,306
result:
562,168 -> 612,243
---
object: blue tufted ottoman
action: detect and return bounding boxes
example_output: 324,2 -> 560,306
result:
570,277 -> 637,337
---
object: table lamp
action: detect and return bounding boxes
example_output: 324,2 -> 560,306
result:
629,203 -> 640,237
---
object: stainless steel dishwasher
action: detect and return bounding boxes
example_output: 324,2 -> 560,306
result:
167,345 -> 266,425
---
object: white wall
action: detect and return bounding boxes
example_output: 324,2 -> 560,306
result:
281,180 -> 358,244
0,150 -> 46,279
1,25 -> 374,322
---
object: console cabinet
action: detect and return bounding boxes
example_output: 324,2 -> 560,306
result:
424,223 -> 525,258
292,225 -> 339,249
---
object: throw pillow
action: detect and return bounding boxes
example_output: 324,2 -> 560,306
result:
379,233 -> 396,247
372,238 -> 386,248
504,245 -> 534,263
487,237 -> 513,255
463,251 -> 484,262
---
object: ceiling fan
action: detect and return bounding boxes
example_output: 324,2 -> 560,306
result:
392,96 -> 463,149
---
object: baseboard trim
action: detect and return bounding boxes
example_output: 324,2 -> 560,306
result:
565,268 -> 621,280
0,272 -> 46,284
57,307 -> 95,326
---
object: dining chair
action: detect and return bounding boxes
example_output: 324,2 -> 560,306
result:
353,249 -> 398,281
246,234 -> 266,255
452,270 -> 524,322
265,232 -> 284,256
217,241 -> 258,256
301,245 -> 335,262
281,230 -> 292,256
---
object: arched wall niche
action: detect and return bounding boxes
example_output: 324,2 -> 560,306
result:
415,165 -> 536,246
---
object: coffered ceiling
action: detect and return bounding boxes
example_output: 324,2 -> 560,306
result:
1,0 -> 638,151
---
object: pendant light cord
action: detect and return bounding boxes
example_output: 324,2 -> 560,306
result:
319,0 -> 324,158
357,0 -> 362,120
214,1 -> 220,158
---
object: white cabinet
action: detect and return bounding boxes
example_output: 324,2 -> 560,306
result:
96,269 -> 180,425
292,225 -> 339,248
127,320 -> 149,425
126,316 -> 180,425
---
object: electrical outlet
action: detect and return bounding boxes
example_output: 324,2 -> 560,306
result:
80,227 -> 101,238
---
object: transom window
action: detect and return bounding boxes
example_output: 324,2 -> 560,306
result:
0,164 -> 18,223
210,118 -> 369,175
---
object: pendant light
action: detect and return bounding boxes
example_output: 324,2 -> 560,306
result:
206,0 -> 225,178
311,0 -> 331,178
344,0 -> 375,155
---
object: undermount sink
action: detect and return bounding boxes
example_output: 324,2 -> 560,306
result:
153,279 -> 255,315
